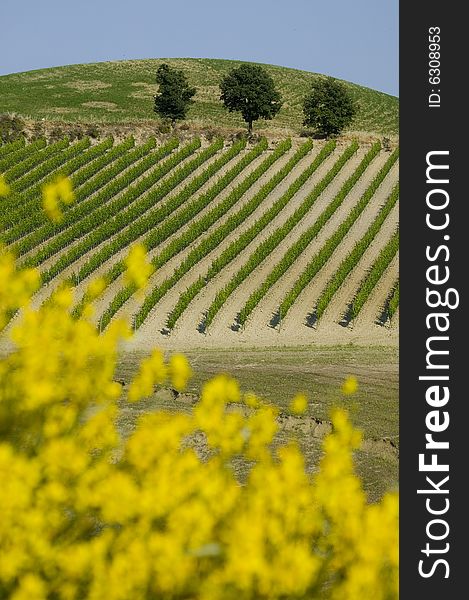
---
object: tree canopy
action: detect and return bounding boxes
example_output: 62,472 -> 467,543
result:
154,64 -> 196,125
220,64 -> 282,134
303,77 -> 357,137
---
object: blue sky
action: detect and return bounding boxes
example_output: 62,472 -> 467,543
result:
0,0 -> 398,96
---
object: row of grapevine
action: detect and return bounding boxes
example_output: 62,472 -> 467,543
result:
21,137 -> 185,267
113,138 -> 296,329
5,137 -> 114,228
0,139 -> 46,175
348,230 -> 399,320
2,138 -> 93,227
274,148 -> 399,326
0,138 -> 25,160
73,138 -> 247,287
4,137 -> 69,184
100,138 -> 287,329
203,141 -> 373,330
13,137 -> 139,252
387,281 -> 400,320
166,140 -> 336,329
312,183 -> 399,321
38,137 -> 217,283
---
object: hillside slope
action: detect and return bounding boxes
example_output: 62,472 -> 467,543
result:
0,135 -> 398,349
0,58 -> 398,136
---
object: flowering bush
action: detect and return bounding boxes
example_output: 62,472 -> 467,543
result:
0,179 -> 398,599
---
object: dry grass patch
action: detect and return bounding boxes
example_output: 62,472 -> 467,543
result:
64,80 -> 112,91
81,101 -> 119,111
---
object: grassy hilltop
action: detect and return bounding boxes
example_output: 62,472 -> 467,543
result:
0,58 -> 398,136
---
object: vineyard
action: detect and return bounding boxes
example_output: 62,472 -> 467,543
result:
1,134 -> 399,349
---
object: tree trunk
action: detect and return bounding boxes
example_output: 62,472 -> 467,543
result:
248,120 -> 253,136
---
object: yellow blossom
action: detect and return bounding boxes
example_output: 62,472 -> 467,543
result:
0,173 -> 10,197
342,375 -> 358,395
54,175 -> 75,204
85,277 -> 107,301
128,349 -> 167,402
289,392 -> 308,414
11,573 -> 46,600
124,243 -> 154,291
169,353 -> 192,392
41,175 -> 75,223
244,392 -> 260,408
0,246 -> 398,600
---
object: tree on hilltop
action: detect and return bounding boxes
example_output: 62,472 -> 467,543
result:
303,77 -> 357,137
220,64 -> 282,135
154,64 -> 196,126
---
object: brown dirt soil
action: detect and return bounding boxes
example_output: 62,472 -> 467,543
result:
243,159 -> 399,337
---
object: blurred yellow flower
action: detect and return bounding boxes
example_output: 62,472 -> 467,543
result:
124,244 -> 154,291
0,174 -> 10,197
244,392 -> 260,408
85,277 -> 107,301
342,375 -> 358,395
290,393 -> 308,414
128,349 -> 167,402
54,175 -> 75,205
169,353 -> 192,392
42,175 -> 75,223
0,246 -> 397,600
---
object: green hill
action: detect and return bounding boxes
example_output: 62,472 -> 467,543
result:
0,58 -> 398,136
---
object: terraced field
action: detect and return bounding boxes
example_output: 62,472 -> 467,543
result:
0,135 -> 399,350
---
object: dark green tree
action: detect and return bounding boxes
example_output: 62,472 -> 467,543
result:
220,64 -> 282,134
303,77 -> 357,137
154,64 -> 196,126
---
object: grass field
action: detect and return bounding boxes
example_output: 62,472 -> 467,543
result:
0,58 -> 398,136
